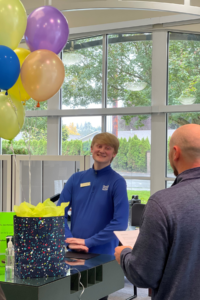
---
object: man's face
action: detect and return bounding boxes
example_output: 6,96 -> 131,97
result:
169,144 -> 178,176
91,143 -> 116,165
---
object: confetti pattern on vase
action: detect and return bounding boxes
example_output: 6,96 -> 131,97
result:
14,216 -> 66,279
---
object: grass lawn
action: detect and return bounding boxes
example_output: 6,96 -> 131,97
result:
127,190 -> 150,204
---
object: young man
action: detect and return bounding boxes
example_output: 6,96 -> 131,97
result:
57,132 -> 129,255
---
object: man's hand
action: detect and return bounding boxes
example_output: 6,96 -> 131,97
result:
66,238 -> 85,245
114,246 -> 132,264
68,243 -> 89,253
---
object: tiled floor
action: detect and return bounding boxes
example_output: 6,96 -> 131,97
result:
109,277 -> 151,300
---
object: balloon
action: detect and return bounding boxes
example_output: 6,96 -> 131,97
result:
0,92 -> 25,140
8,48 -> 31,102
0,0 -> 27,50
21,50 -> 65,104
0,46 -> 20,91
25,6 -> 69,54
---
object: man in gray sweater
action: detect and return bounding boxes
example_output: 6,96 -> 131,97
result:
115,124 -> 200,300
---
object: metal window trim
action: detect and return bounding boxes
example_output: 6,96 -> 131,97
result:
123,176 -> 151,180
0,155 -> 12,212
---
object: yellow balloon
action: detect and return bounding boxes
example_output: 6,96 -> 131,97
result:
21,50 -> 65,104
0,0 -> 27,50
8,48 -> 31,102
0,92 -> 25,140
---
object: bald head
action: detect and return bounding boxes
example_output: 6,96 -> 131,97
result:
170,124 -> 200,163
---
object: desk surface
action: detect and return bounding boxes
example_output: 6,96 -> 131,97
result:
0,254 -> 115,287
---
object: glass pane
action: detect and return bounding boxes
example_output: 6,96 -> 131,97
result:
167,112 -> 200,177
43,161 -> 79,201
126,179 -> 150,204
62,36 -> 103,109
107,33 -> 152,108
168,32 -> 200,105
20,161 -> 42,206
19,160 -> 80,206
166,181 -> 174,188
107,115 -> 151,176
2,117 -> 47,155
61,116 -> 102,155
25,98 -> 47,111
2,161 -> 7,212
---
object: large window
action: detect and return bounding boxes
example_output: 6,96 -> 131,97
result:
61,116 -> 101,155
4,29 -> 200,210
107,33 -> 152,108
62,36 -> 103,109
2,117 -> 47,155
107,114 -> 151,176
25,99 -> 47,111
167,112 -> 200,177
168,32 -> 200,106
126,179 -> 150,204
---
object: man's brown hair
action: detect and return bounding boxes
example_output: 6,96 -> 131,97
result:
91,133 -> 119,154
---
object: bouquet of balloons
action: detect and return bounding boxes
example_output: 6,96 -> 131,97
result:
0,0 -> 69,140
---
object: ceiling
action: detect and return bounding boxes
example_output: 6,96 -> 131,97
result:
19,1 -> 200,30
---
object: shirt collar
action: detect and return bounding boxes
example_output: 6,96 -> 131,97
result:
92,164 -> 112,175
172,167 -> 200,186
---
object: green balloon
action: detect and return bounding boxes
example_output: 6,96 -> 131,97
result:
0,92 -> 25,140
0,0 -> 27,50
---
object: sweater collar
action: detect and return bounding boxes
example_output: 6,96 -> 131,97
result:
172,167 -> 200,186
92,164 -> 112,175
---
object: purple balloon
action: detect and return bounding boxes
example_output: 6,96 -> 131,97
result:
25,6 -> 69,54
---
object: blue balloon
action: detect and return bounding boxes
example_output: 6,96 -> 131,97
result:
0,45 -> 20,91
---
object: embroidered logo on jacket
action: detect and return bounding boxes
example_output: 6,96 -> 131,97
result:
102,185 -> 109,191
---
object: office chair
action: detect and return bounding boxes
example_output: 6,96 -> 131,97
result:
131,203 -> 145,227
50,193 -> 60,202
126,203 -> 146,300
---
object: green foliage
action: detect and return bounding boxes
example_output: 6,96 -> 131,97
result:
62,125 -> 69,141
112,136 -> 150,172
82,140 -> 91,155
62,140 -> 83,155
2,139 -> 47,155
124,136 -> 150,172
2,140 -> 29,155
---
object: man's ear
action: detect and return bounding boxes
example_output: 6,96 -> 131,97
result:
90,146 -> 93,153
173,145 -> 181,161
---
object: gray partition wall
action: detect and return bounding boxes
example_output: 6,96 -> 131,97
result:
20,161 -> 42,206
14,156 -> 85,208
43,160 -> 78,201
0,156 -> 11,212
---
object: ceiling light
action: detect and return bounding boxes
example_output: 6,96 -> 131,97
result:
124,82 -> 147,91
178,96 -> 196,105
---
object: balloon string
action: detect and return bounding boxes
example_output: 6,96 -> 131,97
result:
16,81 -> 32,204
9,141 -> 16,207
7,94 -> 21,132
7,93 -> 32,204
28,117 -> 32,204
17,79 -> 23,104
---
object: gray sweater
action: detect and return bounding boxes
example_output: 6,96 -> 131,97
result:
120,167 -> 200,300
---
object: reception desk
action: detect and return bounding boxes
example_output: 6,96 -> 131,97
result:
0,254 -> 124,300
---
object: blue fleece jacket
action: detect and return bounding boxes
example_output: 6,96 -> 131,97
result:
57,165 -> 129,255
